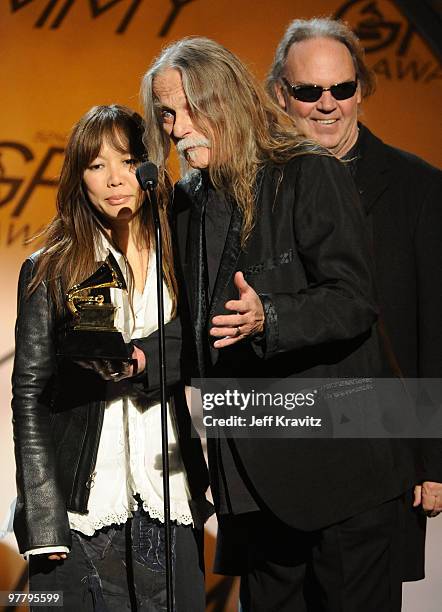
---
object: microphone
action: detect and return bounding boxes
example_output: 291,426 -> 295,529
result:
135,158 -> 174,609
136,161 -> 158,192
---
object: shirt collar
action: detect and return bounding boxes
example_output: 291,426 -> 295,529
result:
94,231 -> 127,278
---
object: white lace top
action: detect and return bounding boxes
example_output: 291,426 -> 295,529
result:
67,241 -> 193,536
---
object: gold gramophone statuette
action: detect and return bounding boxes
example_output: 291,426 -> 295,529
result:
60,251 -> 130,360
66,251 -> 126,332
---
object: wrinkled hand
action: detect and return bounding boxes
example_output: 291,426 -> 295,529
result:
210,271 -> 264,349
75,345 -> 146,382
413,481 -> 442,517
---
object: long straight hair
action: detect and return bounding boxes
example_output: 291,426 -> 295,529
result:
29,104 -> 177,315
141,37 -> 322,246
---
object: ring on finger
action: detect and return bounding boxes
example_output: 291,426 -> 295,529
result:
236,326 -> 241,337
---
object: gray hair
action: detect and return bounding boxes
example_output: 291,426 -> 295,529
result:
140,36 -> 318,246
266,17 -> 376,101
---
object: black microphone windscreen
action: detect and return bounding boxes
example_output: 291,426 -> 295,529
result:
136,162 -> 158,191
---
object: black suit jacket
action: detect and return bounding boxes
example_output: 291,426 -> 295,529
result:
356,124 -> 442,382
355,125 -> 442,481
354,125 -> 442,579
174,152 -> 419,533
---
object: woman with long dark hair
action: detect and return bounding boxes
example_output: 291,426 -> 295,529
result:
11,104 -> 210,611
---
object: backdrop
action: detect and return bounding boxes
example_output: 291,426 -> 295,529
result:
1,1 -> 441,610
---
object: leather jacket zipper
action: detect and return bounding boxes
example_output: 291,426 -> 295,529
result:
82,401 -> 105,503
69,400 -> 105,511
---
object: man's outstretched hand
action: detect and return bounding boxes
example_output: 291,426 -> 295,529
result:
210,271 -> 265,349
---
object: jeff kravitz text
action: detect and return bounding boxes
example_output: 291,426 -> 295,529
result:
203,414 -> 322,428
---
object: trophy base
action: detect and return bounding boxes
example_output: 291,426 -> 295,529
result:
59,329 -> 131,361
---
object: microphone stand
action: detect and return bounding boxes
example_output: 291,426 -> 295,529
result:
136,164 -> 174,611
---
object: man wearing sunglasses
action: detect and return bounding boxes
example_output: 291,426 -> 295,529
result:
268,20 -> 368,159
268,14 -> 442,607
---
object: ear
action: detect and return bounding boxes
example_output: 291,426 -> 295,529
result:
356,81 -> 362,105
274,82 -> 287,110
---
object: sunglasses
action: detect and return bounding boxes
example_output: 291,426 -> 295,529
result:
282,77 -> 358,103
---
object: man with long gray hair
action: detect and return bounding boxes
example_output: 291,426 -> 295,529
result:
141,37 -> 425,611
268,14 -> 442,596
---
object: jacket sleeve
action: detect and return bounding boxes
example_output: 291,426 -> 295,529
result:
415,164 -> 442,379
260,154 -> 378,358
132,192 -> 196,393
131,315 -> 183,399
415,165 -> 442,481
11,257 -> 71,554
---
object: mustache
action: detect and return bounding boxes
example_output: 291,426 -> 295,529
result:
175,136 -> 211,154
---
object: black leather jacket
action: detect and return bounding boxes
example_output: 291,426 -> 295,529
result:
11,253 -> 210,554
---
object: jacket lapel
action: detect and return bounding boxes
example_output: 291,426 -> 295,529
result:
207,167 -> 267,318
186,180 -> 210,375
356,124 -> 390,214
208,205 -> 243,319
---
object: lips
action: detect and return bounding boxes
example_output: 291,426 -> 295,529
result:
312,119 -> 339,125
105,195 -> 132,205
184,146 -> 207,163
184,144 -> 205,154
184,146 -> 199,158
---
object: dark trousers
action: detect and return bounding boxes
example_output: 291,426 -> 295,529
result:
29,510 -> 205,612
237,498 -> 403,612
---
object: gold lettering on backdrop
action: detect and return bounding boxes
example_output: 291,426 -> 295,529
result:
12,147 -> 64,217
10,0 -> 144,34
0,141 -> 63,248
5,221 -> 45,247
0,142 -> 33,208
335,0 -> 413,54
424,66 -> 442,83
159,0 -> 195,36
371,58 -> 392,80
371,58 -> 442,82
396,59 -> 432,81
8,0 -> 198,35
334,0 -> 441,83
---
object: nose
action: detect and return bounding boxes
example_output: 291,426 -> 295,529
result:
107,164 -> 124,187
172,109 -> 194,140
316,90 -> 337,113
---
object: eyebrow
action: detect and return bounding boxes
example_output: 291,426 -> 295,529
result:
283,77 -> 314,87
290,78 -> 356,86
155,101 -> 175,114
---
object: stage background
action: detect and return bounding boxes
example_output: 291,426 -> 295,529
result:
1,1 -> 441,610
